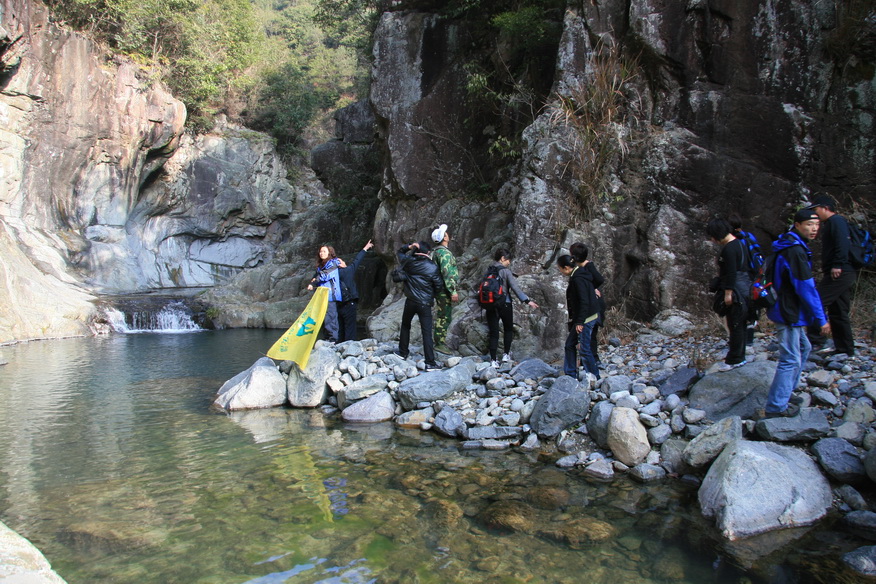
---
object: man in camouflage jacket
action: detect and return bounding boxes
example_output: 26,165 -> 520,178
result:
430,223 -> 459,352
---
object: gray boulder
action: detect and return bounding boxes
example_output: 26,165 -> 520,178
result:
683,416 -> 743,468
606,407 -> 651,466
396,364 -> 470,410
215,357 -> 286,411
602,375 -> 633,395
465,426 -> 523,440
651,309 -> 694,336
660,439 -> 694,475
630,463 -> 667,482
587,400 -> 615,448
865,447 -> 876,483
844,546 -> 876,577
754,408 -> 831,442
286,347 -> 340,408
341,391 -> 395,423
433,406 -> 466,438
811,437 -> 867,484
510,358 -> 559,381
688,360 -> 777,420
336,375 -> 389,409
699,440 -> 831,540
659,367 -> 700,397
529,376 -> 591,438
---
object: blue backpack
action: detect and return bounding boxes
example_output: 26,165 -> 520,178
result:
849,224 -> 875,269
737,230 -> 764,273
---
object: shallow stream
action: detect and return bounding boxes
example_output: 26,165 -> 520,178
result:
0,330 -> 857,583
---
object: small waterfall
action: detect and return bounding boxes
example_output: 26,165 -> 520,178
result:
105,301 -> 203,333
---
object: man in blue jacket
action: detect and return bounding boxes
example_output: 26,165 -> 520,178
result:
764,207 -> 831,418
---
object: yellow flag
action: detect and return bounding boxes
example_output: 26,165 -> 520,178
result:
266,286 -> 329,367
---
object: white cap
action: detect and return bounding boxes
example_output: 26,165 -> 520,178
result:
431,223 -> 448,243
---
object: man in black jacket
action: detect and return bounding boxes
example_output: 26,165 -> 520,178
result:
810,195 -> 857,356
396,241 -> 445,369
336,240 -> 374,342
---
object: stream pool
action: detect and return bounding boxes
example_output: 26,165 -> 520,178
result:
0,330 -> 858,583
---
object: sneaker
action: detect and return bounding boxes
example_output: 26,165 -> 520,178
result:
424,362 -> 441,371
490,360 -> 500,369
501,353 -> 512,363
765,402 -> 800,419
717,360 -> 747,372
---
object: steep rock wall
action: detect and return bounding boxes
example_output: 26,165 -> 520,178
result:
366,1 -> 875,357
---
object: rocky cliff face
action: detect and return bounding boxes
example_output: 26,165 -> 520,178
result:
1,0 -> 873,357
365,1 -> 874,356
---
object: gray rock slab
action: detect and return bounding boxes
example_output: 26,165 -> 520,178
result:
811,437 -> 867,484
844,546 -> 876,577
336,375 -> 389,409
582,458 -> 615,481
433,406 -> 466,438
215,357 -> 286,411
509,358 -> 559,381
688,360 -> 777,420
286,346 -> 340,408
630,463 -> 667,482
842,511 -> 876,541
341,391 -> 394,423
586,400 -> 615,449
530,376 -> 591,438
699,440 -> 832,540
683,416 -> 743,467
659,367 -> 700,397
465,425 -> 523,440
754,408 -> 831,442
396,364 -> 471,410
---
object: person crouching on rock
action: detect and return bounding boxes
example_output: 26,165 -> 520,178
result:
556,254 -> 600,381
396,241 -> 445,371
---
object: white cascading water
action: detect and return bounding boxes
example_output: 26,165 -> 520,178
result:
106,301 -> 202,333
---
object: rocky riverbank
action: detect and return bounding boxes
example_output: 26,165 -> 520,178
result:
216,318 -> 876,577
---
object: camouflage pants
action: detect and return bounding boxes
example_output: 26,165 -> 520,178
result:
434,293 -> 453,345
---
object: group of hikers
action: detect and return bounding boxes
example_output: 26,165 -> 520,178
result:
305,194 -> 862,421
708,195 -> 861,419
305,222 -> 605,377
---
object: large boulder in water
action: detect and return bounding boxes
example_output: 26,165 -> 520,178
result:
215,357 -> 287,410
529,376 -> 591,438
606,406 -> 651,466
688,361 -> 777,420
699,439 -> 831,540
286,346 -> 340,407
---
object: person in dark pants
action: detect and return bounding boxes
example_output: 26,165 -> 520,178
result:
809,195 -> 857,356
396,241 -> 445,370
570,242 -> 606,367
707,217 -> 752,371
556,254 -> 600,380
336,240 -> 374,342
483,248 -> 539,368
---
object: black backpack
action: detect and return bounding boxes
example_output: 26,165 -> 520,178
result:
849,224 -> 875,269
477,266 -> 504,308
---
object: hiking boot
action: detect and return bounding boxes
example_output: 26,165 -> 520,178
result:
765,402 -> 800,419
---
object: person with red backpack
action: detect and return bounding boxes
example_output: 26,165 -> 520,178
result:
480,248 -> 539,368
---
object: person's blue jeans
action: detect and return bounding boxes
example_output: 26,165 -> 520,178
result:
577,319 -> 600,379
766,323 -> 810,413
563,320 -> 600,379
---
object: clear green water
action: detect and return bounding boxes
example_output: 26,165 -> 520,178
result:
0,330 -> 853,583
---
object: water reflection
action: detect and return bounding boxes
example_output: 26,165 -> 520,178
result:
0,332 -> 863,583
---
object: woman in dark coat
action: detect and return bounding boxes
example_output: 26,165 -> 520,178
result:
556,254 -> 600,380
